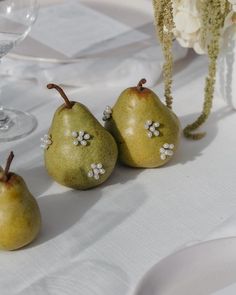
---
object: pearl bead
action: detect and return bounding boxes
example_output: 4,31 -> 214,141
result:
154,130 -> 160,137
88,171 -> 93,178
73,140 -> 79,146
147,120 -> 152,126
106,107 -> 112,114
167,150 -> 174,156
94,174 -> 100,180
154,122 -> 160,127
163,143 -> 169,149
91,163 -> 96,169
93,168 -> 100,175
165,150 -> 169,156
72,131 -> 78,137
100,168 -> 105,174
144,123 -> 150,129
79,131 -> 84,136
103,115 -> 110,121
84,133 -> 90,140
161,154 -> 166,160
149,126 -> 155,132
81,140 -> 87,146
97,163 -> 102,169
160,148 -> 165,153
169,144 -> 174,149
147,131 -> 153,138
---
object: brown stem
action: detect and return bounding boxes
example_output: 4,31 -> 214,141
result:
1,151 -> 14,182
47,83 -> 73,108
137,78 -> 147,91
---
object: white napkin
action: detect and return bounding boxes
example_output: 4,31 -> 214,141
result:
1,42 -> 187,88
0,0 -> 188,88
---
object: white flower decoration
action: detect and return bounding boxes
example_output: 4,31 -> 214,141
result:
172,0 -> 205,54
172,0 -> 236,54
160,143 -> 175,160
40,134 -> 52,150
102,106 -> 112,121
72,130 -> 91,146
87,163 -> 106,180
144,120 -> 160,138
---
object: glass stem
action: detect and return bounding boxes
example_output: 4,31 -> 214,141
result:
0,59 -> 10,130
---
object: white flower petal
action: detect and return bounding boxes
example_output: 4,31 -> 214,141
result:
176,37 -> 194,48
193,42 -> 206,55
176,0 -> 200,17
174,11 -> 201,34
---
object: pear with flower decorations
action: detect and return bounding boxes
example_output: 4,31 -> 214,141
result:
42,84 -> 118,190
104,79 -> 181,168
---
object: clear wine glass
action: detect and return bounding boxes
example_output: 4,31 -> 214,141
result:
0,0 -> 39,142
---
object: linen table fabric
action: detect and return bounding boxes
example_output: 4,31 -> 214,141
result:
1,1 -> 236,295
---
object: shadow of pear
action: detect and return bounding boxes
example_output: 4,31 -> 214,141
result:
104,163 -> 144,187
18,165 -> 52,197
30,189 -> 102,247
169,106 -> 236,166
28,183 -> 147,249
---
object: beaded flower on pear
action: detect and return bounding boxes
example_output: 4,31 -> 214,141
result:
88,163 -> 106,180
102,106 -> 112,121
144,120 -> 160,138
41,134 -> 52,150
72,130 -> 91,146
160,143 -> 175,160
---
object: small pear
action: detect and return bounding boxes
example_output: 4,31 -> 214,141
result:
104,79 -> 181,168
0,152 -> 41,251
43,84 -> 118,190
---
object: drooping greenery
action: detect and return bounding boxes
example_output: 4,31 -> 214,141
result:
153,0 -> 175,110
153,0 -> 231,140
184,0 -> 230,139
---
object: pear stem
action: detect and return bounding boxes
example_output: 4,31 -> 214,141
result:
137,78 -> 147,91
2,151 -> 14,182
47,83 -> 73,109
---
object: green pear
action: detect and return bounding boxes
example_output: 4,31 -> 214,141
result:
104,79 -> 181,168
0,152 -> 41,251
43,84 -> 118,190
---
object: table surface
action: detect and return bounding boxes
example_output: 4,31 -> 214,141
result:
1,1 -> 236,295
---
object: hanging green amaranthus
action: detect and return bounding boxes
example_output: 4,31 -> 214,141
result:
153,0 -> 175,110
153,0 -> 231,139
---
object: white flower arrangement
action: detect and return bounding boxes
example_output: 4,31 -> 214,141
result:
173,0 -> 236,54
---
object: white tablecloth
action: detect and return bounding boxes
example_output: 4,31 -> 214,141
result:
1,1 -> 236,295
